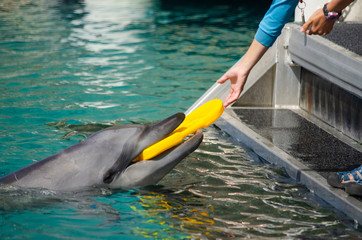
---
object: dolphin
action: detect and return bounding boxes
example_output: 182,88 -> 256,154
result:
0,113 -> 203,191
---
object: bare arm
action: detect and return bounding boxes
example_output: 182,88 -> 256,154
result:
325,0 -> 355,12
301,0 -> 355,35
216,0 -> 298,108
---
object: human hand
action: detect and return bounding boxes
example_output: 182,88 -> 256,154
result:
216,39 -> 268,108
217,65 -> 249,108
300,8 -> 335,35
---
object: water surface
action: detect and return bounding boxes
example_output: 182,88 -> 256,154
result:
1,0 -> 361,239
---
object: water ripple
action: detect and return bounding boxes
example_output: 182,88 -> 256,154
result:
1,0 -> 361,239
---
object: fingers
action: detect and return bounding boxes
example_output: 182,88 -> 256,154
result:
300,19 -> 312,34
305,25 -> 332,35
216,74 -> 234,107
216,67 -> 247,107
223,86 -> 243,108
301,24 -> 330,35
224,93 -> 239,108
300,9 -> 334,36
223,92 -> 235,108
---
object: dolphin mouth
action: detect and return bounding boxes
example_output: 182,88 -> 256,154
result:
152,129 -> 203,160
129,129 -> 203,166
108,129 -> 203,188
102,113 -> 185,184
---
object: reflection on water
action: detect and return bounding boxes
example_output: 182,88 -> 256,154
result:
0,0 -> 262,122
157,127 -> 362,238
1,0 -> 361,239
2,125 -> 360,239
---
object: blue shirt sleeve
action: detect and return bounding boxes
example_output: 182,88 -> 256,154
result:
255,0 -> 299,47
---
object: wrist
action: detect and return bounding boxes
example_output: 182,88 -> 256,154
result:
233,63 -> 250,78
323,3 -> 341,21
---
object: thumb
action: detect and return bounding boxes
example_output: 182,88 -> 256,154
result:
217,74 -> 229,84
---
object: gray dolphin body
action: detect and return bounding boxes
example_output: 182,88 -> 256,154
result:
0,113 -> 203,191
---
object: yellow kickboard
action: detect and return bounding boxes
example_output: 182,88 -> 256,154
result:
135,99 -> 224,161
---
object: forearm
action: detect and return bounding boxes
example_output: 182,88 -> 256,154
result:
327,0 -> 355,12
237,39 -> 268,74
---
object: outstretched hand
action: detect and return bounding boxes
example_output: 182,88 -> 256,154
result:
217,66 -> 248,108
216,39 -> 268,108
300,8 -> 335,35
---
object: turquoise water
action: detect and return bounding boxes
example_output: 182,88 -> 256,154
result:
0,0 -> 361,239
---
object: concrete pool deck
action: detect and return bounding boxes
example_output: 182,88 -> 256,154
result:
188,23 -> 362,224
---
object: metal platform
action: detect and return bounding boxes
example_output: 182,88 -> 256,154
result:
187,23 -> 362,224
231,108 -> 361,173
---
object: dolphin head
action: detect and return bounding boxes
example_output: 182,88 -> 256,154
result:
108,129 -> 203,188
94,113 -> 203,188
0,112 -> 203,191
79,112 -> 197,188
95,112 -> 203,188
95,113 -> 187,185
